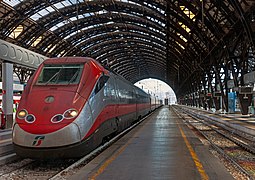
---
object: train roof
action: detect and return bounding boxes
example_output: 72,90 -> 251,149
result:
43,57 -> 94,64
42,57 -> 109,74
42,57 -> 148,95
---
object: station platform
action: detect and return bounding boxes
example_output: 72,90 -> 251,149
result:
69,106 -> 234,180
181,106 -> 255,136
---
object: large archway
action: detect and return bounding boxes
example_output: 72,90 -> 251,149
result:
134,78 -> 177,105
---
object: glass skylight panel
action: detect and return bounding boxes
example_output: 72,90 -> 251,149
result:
132,11 -> 142,16
69,15 -> 83,22
69,0 -> 82,5
64,31 -> 77,40
70,17 -> 78,21
120,12 -> 130,16
180,5 -> 196,22
45,44 -> 52,52
131,30 -> 143,35
9,25 -> 23,39
37,9 -> 50,16
63,0 -> 72,6
151,18 -> 164,27
54,21 -> 67,29
158,21 -> 165,27
78,14 -> 84,19
48,45 -> 56,53
60,50 -> 66,56
31,36 -> 43,47
94,10 -> 108,15
143,1 -> 165,15
152,42 -> 164,49
69,0 -> 76,5
30,13 -> 42,21
176,42 -> 185,49
98,53 -> 106,59
31,6 -> 55,21
83,13 -> 93,17
54,2 -> 65,9
134,22 -> 146,28
50,25 -> 59,31
61,1 -> 72,7
126,1 -> 140,6
105,21 -> 114,25
45,6 -> 55,13
149,27 -> 158,32
158,8 -> 165,15
3,0 -> 21,7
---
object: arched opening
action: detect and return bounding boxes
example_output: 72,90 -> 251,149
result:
134,78 -> 177,105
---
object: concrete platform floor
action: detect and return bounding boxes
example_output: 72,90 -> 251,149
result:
70,106 -> 234,180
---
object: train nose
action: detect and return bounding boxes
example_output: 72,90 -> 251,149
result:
13,122 -> 82,147
15,89 -> 84,134
17,90 -> 81,122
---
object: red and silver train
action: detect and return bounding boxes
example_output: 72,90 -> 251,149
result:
13,57 -> 161,159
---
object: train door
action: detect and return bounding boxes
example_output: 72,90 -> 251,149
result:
114,77 -> 120,118
149,96 -> 152,112
113,77 -> 121,131
134,88 -> 138,119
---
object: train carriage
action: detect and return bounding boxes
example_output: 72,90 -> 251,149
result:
13,57 -> 156,159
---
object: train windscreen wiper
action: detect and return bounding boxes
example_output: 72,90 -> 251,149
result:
45,67 -> 63,85
67,69 -> 80,85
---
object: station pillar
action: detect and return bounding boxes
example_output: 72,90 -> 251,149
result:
207,97 -> 213,110
238,94 -> 252,115
197,98 -> 202,107
213,97 -> 221,110
202,98 -> 207,110
195,98 -> 199,107
199,94 -> 205,109
2,62 -> 13,129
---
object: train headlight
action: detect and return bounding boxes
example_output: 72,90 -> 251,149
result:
17,109 -> 28,119
51,114 -> 64,123
25,114 -> 36,123
63,109 -> 78,119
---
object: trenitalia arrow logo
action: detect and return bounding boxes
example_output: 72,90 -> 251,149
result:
32,136 -> 45,146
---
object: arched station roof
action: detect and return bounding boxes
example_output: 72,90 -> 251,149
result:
0,0 -> 255,97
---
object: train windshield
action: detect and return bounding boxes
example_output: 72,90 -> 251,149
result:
36,64 -> 84,85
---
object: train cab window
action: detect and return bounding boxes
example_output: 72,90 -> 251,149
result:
37,64 -> 84,85
94,75 -> 109,94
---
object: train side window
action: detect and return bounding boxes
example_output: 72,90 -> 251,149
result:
94,75 -> 109,94
104,80 -> 116,98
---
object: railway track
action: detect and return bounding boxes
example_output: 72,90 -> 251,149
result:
172,105 -> 255,180
0,159 -> 77,179
0,110 -> 155,180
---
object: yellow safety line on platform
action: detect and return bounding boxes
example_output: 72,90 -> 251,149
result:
177,123 -> 209,180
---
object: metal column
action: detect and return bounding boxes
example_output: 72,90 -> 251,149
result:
2,62 -> 13,128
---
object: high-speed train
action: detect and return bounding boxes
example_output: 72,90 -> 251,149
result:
13,57 -> 161,159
